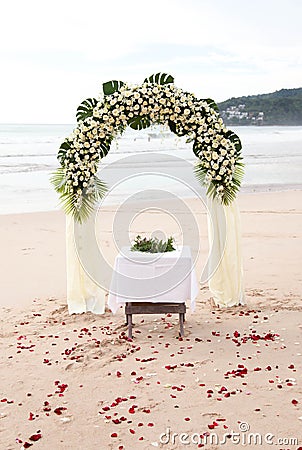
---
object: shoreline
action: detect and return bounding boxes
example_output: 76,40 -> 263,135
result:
1,185 -> 302,217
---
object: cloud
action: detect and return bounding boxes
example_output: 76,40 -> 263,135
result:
1,0 -> 301,122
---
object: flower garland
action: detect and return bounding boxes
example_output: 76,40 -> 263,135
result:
51,73 -> 244,222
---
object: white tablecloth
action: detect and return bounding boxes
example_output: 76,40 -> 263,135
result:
108,246 -> 198,313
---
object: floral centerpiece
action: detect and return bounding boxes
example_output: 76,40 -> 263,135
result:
131,235 -> 176,253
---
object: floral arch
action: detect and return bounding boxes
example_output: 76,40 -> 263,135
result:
52,73 -> 245,312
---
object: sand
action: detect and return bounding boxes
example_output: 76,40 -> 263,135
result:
0,190 -> 302,449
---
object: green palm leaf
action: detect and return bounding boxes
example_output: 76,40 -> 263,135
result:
76,98 -> 98,122
50,169 -> 108,223
50,167 -> 67,194
144,73 -> 174,85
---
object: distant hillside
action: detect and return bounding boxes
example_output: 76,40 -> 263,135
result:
218,88 -> 302,125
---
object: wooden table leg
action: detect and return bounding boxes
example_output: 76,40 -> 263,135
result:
127,314 -> 133,339
179,312 -> 185,336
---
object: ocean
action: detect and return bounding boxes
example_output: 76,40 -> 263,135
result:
0,124 -> 301,214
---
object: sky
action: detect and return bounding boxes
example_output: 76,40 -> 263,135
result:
1,0 -> 301,124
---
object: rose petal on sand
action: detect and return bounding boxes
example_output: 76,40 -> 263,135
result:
54,407 -> 67,415
29,433 -> 42,441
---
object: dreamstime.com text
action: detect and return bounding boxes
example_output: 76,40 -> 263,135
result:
159,423 -> 299,447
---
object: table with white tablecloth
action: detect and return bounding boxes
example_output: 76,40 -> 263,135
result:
108,246 -> 198,337
108,246 -> 198,314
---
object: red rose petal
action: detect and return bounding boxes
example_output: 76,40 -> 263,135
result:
184,417 -> 190,421
129,429 -> 135,434
23,443 -> 33,449
29,433 -> 42,442
292,399 -> 298,405
148,422 -> 154,427
111,433 -> 118,438
112,418 -> 121,424
28,412 -> 35,421
54,407 -> 67,415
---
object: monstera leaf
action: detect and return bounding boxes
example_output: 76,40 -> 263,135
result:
168,120 -> 187,137
144,73 -> 174,85
224,130 -> 242,152
192,139 -> 203,158
76,98 -> 98,122
204,98 -> 219,113
57,140 -> 72,162
128,115 -> 151,130
99,140 -> 112,159
168,120 -> 177,134
102,80 -> 125,96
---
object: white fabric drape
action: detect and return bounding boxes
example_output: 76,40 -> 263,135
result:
207,197 -> 245,307
108,246 -> 198,314
66,215 -> 106,314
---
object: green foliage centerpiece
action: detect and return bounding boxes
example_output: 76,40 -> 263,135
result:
51,72 -> 244,223
131,235 -> 176,253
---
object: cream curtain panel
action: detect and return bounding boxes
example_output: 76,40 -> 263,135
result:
207,197 -> 245,307
66,215 -> 106,314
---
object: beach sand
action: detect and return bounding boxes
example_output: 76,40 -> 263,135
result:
0,190 -> 302,449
